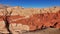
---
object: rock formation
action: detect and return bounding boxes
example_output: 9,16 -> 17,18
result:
0,5 -> 60,34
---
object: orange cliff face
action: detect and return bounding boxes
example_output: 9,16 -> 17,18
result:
0,5 -> 60,34
6,6 -> 60,31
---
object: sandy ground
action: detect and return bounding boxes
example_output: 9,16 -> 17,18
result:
22,28 -> 60,34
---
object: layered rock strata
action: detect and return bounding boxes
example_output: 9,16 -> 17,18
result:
0,6 -> 60,34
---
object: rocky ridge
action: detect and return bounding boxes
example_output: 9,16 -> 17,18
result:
0,5 -> 60,34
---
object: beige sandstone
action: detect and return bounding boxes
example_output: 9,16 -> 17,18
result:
0,5 -> 60,34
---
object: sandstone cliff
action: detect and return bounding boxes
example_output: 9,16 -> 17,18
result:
0,5 -> 60,34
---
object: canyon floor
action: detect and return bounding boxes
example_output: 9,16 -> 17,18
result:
22,28 -> 60,34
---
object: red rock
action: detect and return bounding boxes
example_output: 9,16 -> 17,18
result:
29,25 -> 37,31
55,23 -> 60,29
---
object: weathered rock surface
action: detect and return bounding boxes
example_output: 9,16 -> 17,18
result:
0,5 -> 60,34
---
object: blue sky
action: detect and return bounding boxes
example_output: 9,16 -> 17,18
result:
0,0 -> 60,8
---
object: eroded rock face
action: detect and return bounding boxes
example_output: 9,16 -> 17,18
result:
0,9 -> 9,33
0,6 -> 60,34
